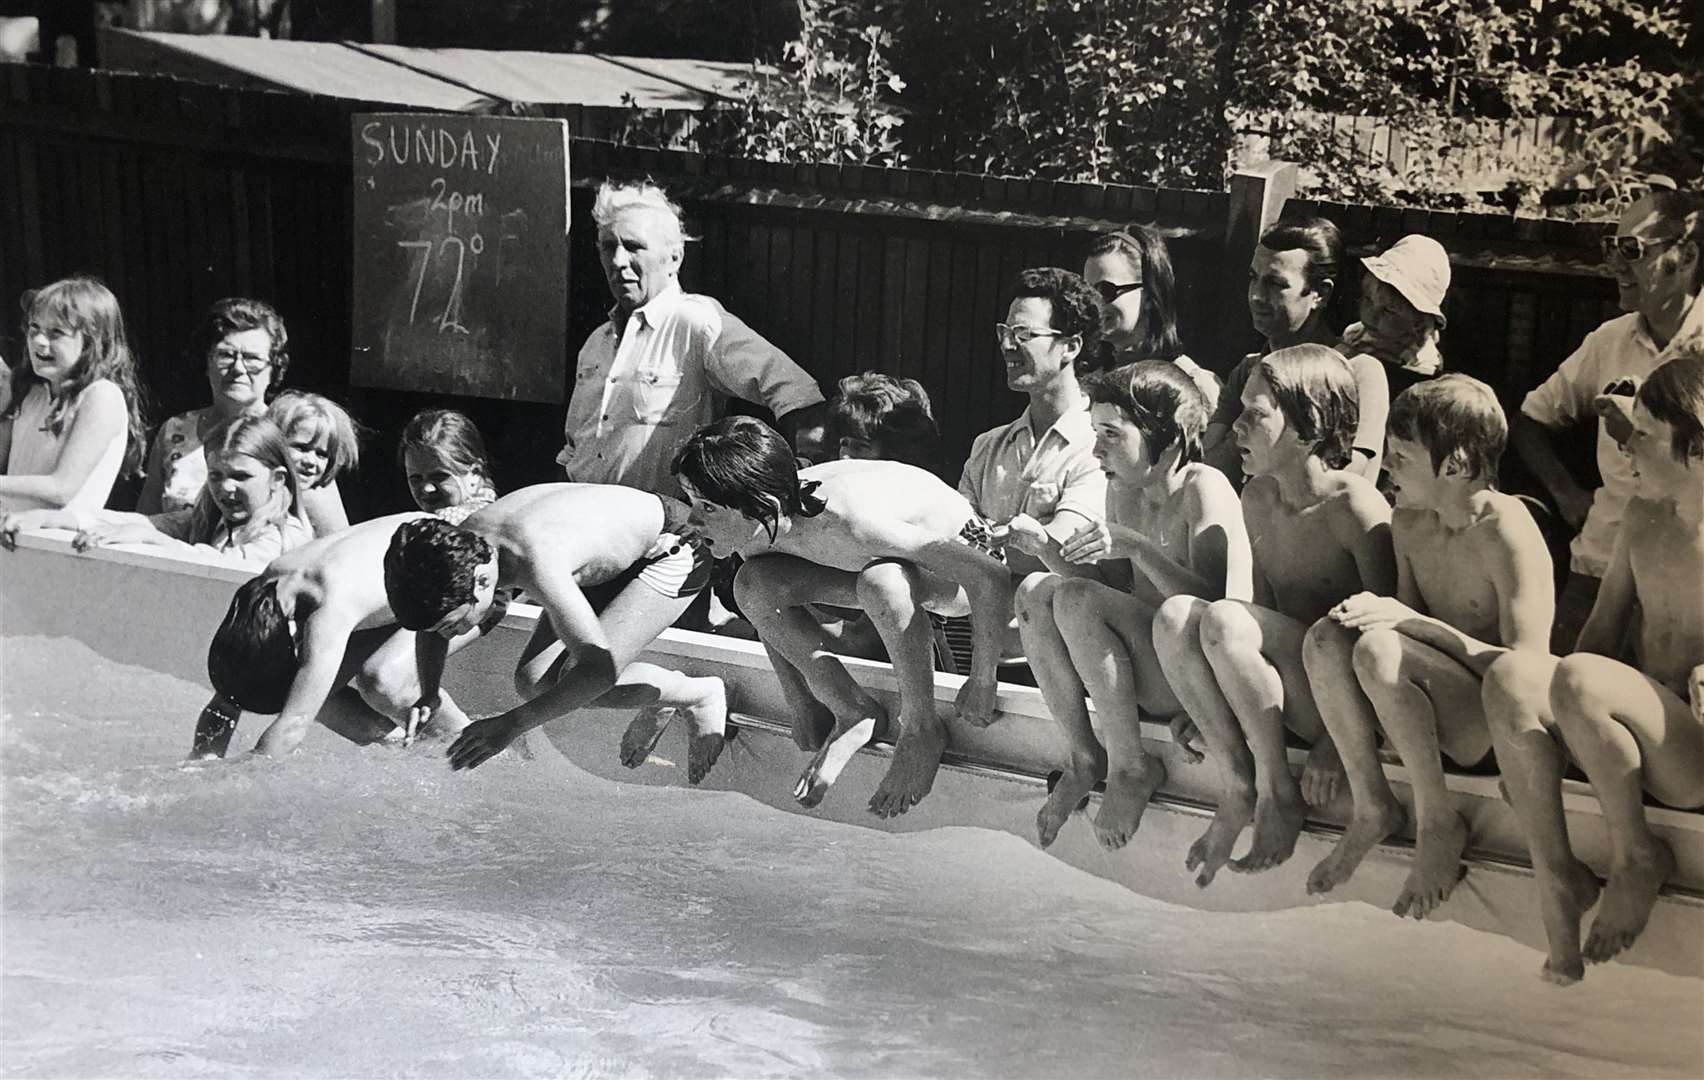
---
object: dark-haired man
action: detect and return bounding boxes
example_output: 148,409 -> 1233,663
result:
384,484 -> 728,782
194,512 -> 473,759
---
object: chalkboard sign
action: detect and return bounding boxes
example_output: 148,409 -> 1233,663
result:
351,113 -> 570,403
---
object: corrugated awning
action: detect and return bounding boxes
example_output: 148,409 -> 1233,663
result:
97,28 -> 755,112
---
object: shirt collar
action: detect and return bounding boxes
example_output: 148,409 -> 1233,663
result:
608,280 -> 685,330
1015,402 -> 1094,449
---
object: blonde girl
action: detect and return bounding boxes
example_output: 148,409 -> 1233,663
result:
398,408 -> 498,524
0,276 -> 147,512
2,415 -> 311,568
268,389 -> 362,536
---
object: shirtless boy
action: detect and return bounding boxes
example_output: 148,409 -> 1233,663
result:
1005,361 -> 1252,850
1152,344 -> 1396,887
1482,353 -> 1704,984
382,484 -> 729,783
672,415 -> 1014,818
193,513 -> 475,759
1303,375 -> 1554,917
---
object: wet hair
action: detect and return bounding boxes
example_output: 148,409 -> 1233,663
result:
1084,225 -> 1184,363
1259,216 -> 1349,333
397,408 -> 495,480
1009,266 -> 1107,374
207,576 -> 298,715
14,275 -> 148,476
382,517 -> 496,631
1637,352 -> 1704,463
829,372 -> 940,471
186,415 -> 305,540
189,297 -> 291,396
1644,190 -> 1704,291
1085,360 -> 1209,469
268,390 -> 363,487
1386,374 -> 1507,484
671,415 -> 827,540
591,180 -> 691,252
1254,344 -> 1361,470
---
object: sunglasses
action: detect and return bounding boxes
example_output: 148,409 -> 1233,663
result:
1601,234 -> 1676,263
1091,280 -> 1143,304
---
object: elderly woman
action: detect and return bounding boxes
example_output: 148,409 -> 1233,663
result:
1083,224 -> 1221,411
137,297 -> 289,514
1203,216 -> 1389,484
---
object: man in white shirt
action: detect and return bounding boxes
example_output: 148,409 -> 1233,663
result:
558,181 -> 827,496
1513,191 -> 1703,652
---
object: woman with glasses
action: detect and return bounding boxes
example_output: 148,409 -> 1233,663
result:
138,298 -> 290,514
1082,226 -> 1221,413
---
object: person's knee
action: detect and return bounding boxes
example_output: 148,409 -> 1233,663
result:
1050,577 -> 1104,635
1482,651 -> 1549,733
354,666 -> 414,720
1013,572 -> 1058,626
732,558 -> 778,615
1301,616 -> 1352,679
1198,599 -> 1256,656
854,560 -> 917,622
514,665 -> 546,702
1350,627 -> 1405,690
1549,654 -> 1611,727
1152,594 -> 1199,652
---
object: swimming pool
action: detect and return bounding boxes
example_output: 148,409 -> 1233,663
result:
3,635 -> 1701,1078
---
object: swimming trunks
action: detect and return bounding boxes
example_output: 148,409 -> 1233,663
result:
956,513 -> 1006,563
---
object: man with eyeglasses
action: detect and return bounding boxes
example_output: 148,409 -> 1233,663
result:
952,267 -> 1110,678
1512,190 -> 1703,652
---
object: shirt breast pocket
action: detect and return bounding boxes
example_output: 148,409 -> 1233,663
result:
630,366 -> 684,425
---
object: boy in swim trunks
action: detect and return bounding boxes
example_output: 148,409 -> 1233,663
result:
1152,344 -> 1397,887
1482,353 -> 1704,985
195,513 -> 478,759
383,483 -> 730,784
672,415 -> 1015,818
1302,375 -> 1554,917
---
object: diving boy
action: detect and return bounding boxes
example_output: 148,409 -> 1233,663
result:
383,484 -> 729,784
195,513 -> 476,759
673,415 -> 1014,818
1302,375 -> 1554,918
1005,361 -> 1253,850
1152,344 -> 1396,887
1482,353 -> 1704,985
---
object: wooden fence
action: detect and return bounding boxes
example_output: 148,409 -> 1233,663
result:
0,62 -> 1622,520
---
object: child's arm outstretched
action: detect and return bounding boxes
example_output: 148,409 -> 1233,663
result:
0,381 -> 127,508
0,507 -> 86,546
1574,517 -> 1639,659
252,604 -> 357,757
301,481 -> 351,536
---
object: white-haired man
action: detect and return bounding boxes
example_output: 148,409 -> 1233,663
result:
558,181 -> 829,496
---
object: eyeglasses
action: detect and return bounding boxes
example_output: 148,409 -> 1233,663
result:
1601,234 -> 1677,263
1091,280 -> 1143,305
995,323 -> 1067,348
210,347 -> 271,375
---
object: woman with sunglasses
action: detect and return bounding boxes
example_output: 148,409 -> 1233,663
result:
1083,226 -> 1221,412
138,298 -> 291,514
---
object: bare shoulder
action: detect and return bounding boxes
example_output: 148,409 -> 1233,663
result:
1328,471 -> 1392,526
1472,490 -> 1546,547
1390,506 -> 1434,547
1179,462 -> 1240,518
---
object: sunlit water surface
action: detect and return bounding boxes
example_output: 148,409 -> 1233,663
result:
3,638 -> 1701,1079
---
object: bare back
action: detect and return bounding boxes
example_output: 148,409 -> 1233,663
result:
464,483 -> 668,595
1243,471 -> 1391,623
1627,497 -> 1704,693
265,512 -> 429,632
768,459 -> 976,572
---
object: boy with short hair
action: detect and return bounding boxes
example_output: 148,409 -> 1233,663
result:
383,483 -> 729,783
1005,361 -> 1253,850
829,371 -> 941,473
1152,344 -> 1396,887
1302,375 -> 1555,917
195,513 -> 476,759
1482,353 -> 1704,985
674,415 -> 1014,818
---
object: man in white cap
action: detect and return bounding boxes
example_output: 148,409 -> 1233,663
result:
1511,190 -> 1703,652
1336,233 -> 1453,479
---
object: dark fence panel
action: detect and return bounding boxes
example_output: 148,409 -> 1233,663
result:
1,64 -> 1618,524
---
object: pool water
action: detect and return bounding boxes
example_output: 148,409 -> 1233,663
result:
3,637 -> 1701,1078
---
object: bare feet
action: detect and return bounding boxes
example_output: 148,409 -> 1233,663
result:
794,714 -> 879,809
791,702 -> 836,752
1230,789 -> 1307,874
1300,739 -> 1345,808
1392,810 -> 1469,919
1187,790 -> 1253,888
1093,757 -> 1167,851
1037,759 -> 1103,849
1537,857 -> 1602,986
1307,797 -> 1405,895
683,678 -> 729,786
869,711 -> 949,818
1584,838 -> 1675,966
619,705 -> 676,769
